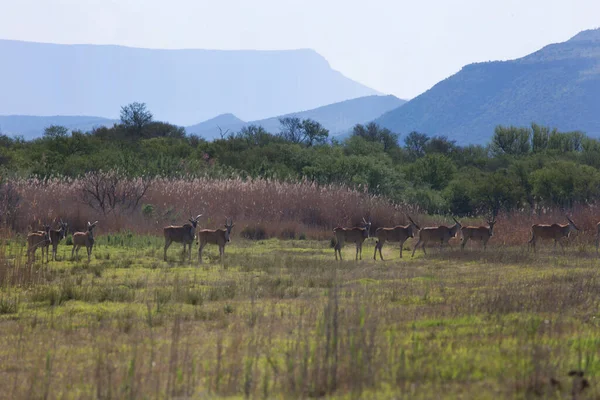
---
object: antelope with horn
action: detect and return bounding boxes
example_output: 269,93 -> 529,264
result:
197,218 -> 234,263
411,217 -> 462,257
163,214 -> 202,261
528,216 -> 579,253
37,219 -> 69,262
461,215 -> 496,250
373,215 -> 420,260
72,221 -> 98,261
27,225 -> 51,264
333,218 -> 371,261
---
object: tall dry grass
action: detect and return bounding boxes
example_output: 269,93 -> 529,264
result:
3,174 -> 600,244
3,176 -> 414,239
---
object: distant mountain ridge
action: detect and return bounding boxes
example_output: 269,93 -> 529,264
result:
375,28 -> 600,144
0,115 -> 117,139
1,95 -> 405,140
186,95 -> 406,139
0,40 -> 380,125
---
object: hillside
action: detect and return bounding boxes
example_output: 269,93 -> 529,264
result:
187,95 -> 405,140
0,40 -> 379,126
0,115 -> 116,140
375,28 -> 600,144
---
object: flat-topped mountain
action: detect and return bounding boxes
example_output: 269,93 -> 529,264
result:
0,40 -> 379,126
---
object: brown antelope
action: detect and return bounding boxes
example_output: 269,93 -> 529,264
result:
197,218 -> 234,263
333,218 -> 371,261
461,216 -> 496,250
37,219 -> 68,262
163,214 -> 202,261
528,216 -> 579,253
27,225 -> 51,263
72,221 -> 98,261
373,215 -> 420,260
411,217 -> 462,257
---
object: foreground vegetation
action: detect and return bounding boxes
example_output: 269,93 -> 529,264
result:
1,234 -> 600,399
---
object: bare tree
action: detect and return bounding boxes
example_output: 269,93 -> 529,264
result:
80,171 -> 151,217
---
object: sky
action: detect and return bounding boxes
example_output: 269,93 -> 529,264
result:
1,0 -> 598,100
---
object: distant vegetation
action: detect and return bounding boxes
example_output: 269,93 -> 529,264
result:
2,102 -> 600,220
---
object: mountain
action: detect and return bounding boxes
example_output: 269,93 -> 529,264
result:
187,95 -> 405,140
375,28 -> 600,144
0,115 -> 117,140
186,113 -> 246,139
0,40 -> 380,126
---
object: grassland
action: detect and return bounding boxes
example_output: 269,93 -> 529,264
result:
1,234 -> 600,399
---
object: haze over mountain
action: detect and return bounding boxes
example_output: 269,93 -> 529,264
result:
375,28 -> 600,144
0,40 -> 380,125
0,115 -> 118,140
186,95 -> 405,139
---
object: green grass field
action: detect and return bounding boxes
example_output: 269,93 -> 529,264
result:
1,235 -> 600,399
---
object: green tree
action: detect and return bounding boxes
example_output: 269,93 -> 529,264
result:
404,131 -> 429,160
120,102 -> 153,136
406,154 -> 456,190
352,123 -> 400,152
279,117 -> 328,146
490,125 -> 531,156
43,125 -> 69,138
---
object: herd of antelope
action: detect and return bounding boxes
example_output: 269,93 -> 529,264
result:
24,213 -> 596,264
26,215 -> 235,264
333,215 -> 588,260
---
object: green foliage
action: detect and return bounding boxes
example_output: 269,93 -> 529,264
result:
3,103 -> 600,217
530,161 -> 600,207
406,154 -> 456,190
490,126 -> 531,157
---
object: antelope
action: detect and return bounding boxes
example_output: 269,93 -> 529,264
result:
163,214 -> 202,261
27,225 -> 51,264
71,221 -> 98,261
373,215 -> 420,260
197,218 -> 234,263
461,216 -> 496,250
411,217 -> 462,257
528,216 -> 579,253
37,219 -> 68,262
333,218 -> 371,261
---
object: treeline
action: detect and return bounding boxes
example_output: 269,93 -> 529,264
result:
2,102 -> 600,217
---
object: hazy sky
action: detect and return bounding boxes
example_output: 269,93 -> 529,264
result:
1,0 -> 598,99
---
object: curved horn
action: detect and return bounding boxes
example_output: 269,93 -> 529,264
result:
407,215 -> 420,229
92,221 -> 98,225
452,217 -> 460,224
195,214 -> 203,221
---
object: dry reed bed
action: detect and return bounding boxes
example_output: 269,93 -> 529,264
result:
3,175 -> 600,246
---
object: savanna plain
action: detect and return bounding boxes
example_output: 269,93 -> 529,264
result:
2,228 -> 600,399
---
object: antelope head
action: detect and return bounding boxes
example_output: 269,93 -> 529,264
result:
224,217 -> 234,242
451,217 -> 462,236
566,216 -> 579,234
487,216 -> 497,236
59,219 -> 69,239
43,224 -> 52,243
362,217 -> 372,238
406,215 -> 421,237
189,214 -> 203,228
